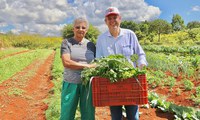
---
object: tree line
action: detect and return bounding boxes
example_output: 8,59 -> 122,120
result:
62,14 -> 200,44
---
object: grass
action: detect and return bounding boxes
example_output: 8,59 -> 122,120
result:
0,49 -> 53,83
45,49 -> 81,120
45,49 -> 63,120
0,47 -> 28,58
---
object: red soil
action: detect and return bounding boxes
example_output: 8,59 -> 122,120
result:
0,51 -> 54,120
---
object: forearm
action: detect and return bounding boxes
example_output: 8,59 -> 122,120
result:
137,54 -> 148,69
62,59 -> 92,70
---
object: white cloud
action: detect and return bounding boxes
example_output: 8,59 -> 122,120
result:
192,5 -> 200,11
0,22 -> 8,27
0,0 -> 161,36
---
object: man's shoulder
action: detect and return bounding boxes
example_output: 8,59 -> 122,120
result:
98,31 -> 109,38
121,28 -> 134,34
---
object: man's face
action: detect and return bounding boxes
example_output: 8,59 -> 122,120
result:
105,14 -> 121,30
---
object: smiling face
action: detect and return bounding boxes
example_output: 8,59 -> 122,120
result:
73,18 -> 89,42
105,14 -> 121,31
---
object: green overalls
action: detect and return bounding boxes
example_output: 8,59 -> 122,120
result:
60,81 -> 95,120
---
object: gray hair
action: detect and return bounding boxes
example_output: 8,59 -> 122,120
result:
73,17 -> 89,29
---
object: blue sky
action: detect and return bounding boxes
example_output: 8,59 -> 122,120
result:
0,0 -> 199,36
145,0 -> 200,24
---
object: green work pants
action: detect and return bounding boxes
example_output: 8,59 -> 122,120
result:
60,81 -> 95,120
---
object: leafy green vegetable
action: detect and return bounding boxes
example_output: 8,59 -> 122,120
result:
130,54 -> 139,62
81,54 -> 146,85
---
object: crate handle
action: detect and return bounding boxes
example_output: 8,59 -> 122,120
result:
134,76 -> 144,91
86,76 -> 94,102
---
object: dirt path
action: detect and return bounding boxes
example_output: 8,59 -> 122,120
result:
95,105 -> 174,120
0,50 -> 175,120
0,51 -> 54,120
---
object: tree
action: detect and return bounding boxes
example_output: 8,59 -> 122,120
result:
171,14 -> 185,31
139,21 -> 150,43
121,20 -> 146,40
187,21 -> 200,29
149,19 -> 172,42
61,24 -> 73,39
187,28 -> 200,42
121,20 -> 140,32
139,21 -> 149,35
85,25 -> 100,44
61,24 -> 100,44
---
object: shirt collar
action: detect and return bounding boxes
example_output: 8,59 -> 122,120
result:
106,28 -> 124,37
72,38 -> 85,45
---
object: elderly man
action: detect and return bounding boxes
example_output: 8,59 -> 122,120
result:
96,7 -> 148,120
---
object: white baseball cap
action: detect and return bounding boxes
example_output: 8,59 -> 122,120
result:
105,7 -> 120,17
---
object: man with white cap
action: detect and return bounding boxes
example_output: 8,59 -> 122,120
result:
96,7 -> 148,120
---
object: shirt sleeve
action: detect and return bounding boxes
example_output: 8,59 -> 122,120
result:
60,39 -> 70,56
131,32 -> 148,66
88,41 -> 96,58
96,36 -> 103,58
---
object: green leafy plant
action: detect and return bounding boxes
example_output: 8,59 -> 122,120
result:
81,54 -> 146,85
148,92 -> 200,120
176,88 -> 182,96
183,79 -> 194,91
166,76 -> 176,89
196,86 -> 200,96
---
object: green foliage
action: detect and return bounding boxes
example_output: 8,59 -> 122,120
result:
148,92 -> 200,120
196,86 -> 200,95
192,86 -> 200,105
187,28 -> 200,42
187,21 -> 200,29
146,51 -> 199,79
183,79 -> 194,91
0,33 -> 62,49
149,19 -> 172,42
0,47 -> 28,58
176,88 -> 182,96
121,20 -> 140,32
0,49 -> 52,83
85,25 -> 100,44
45,49 -> 82,119
166,76 -> 176,89
143,45 -> 200,55
130,54 -> 138,62
61,24 -> 74,39
171,14 -> 185,31
45,49 -> 63,120
139,21 -> 149,35
147,70 -> 167,88
81,54 -> 146,85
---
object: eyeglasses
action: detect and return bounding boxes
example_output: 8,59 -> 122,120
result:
107,15 -> 119,21
75,26 -> 87,30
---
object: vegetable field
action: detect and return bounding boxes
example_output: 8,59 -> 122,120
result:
0,46 -> 199,120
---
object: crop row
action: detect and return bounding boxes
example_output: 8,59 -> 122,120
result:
0,47 -> 28,59
0,49 -> 53,83
146,52 -> 199,79
143,45 -> 200,55
46,49 -> 200,120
